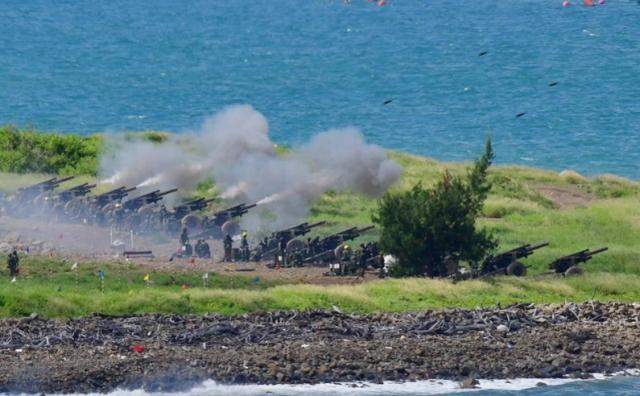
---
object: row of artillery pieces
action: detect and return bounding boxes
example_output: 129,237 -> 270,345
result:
0,177 -> 375,269
0,177 -> 608,278
462,242 -> 608,280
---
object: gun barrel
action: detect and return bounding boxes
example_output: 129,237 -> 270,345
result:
158,188 -> 178,197
529,241 -> 550,250
589,247 -> 608,256
55,176 -> 76,185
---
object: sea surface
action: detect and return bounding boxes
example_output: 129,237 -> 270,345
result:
1,1 -> 639,177
4,376 -> 639,396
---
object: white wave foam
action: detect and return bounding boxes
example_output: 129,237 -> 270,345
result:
6,370 -> 640,396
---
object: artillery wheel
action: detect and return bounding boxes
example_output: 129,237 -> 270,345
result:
506,261 -> 527,277
137,204 -> 156,217
286,239 -> 305,256
221,220 -> 240,236
564,266 -> 583,276
182,214 -> 203,230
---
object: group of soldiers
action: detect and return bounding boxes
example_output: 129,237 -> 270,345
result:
331,242 -> 383,276
177,227 -> 212,259
222,232 -> 251,262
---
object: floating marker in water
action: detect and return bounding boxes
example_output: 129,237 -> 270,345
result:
584,0 -> 594,6
516,112 -> 526,118
479,51 -> 488,57
549,81 -> 558,87
562,0 -> 571,6
383,99 -> 393,105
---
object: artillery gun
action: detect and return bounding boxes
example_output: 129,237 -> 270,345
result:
479,242 -> 549,278
549,247 -> 608,276
251,221 -> 328,261
91,186 -> 137,208
55,183 -> 96,203
5,176 -> 76,216
122,188 -> 178,211
185,203 -> 257,239
302,225 -> 375,265
14,176 -> 75,203
172,197 -> 216,220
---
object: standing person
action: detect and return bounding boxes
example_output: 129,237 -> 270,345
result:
180,227 -> 189,245
240,232 -> 250,261
223,234 -> 233,262
278,236 -> 288,267
7,250 -> 19,279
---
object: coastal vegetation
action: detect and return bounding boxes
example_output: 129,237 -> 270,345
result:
1,256 -> 640,317
2,127 -> 640,317
375,138 -> 496,277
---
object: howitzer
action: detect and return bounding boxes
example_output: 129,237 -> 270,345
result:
303,225 -> 375,264
480,242 -> 549,277
549,247 -> 608,274
56,183 -> 97,202
92,186 -> 137,207
122,188 -> 178,211
210,203 -> 257,225
318,225 -> 374,248
173,197 -> 216,219
252,221 -> 328,261
17,176 -> 75,195
273,221 -> 327,240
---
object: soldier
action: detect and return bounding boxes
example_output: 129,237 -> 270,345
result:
180,227 -> 189,245
183,241 -> 193,257
278,235 -> 288,267
341,244 -> 352,275
195,239 -> 211,259
7,250 -> 19,278
223,234 -> 233,262
241,232 -> 250,261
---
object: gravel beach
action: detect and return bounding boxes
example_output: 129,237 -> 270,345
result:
1,301 -> 639,394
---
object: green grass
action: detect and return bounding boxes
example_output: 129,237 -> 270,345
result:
3,128 -> 640,316
1,257 -> 639,317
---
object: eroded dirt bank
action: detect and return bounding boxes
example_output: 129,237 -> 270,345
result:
1,302 -> 639,394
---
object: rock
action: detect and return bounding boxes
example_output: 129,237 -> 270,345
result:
460,377 -> 479,389
536,382 -> 548,387
496,324 -> 509,333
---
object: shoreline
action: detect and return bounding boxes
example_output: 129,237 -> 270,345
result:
1,302 -> 639,394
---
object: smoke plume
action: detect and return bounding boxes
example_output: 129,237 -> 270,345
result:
100,105 -> 402,230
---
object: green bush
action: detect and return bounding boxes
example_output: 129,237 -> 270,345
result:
374,138 -> 497,277
0,125 -> 101,175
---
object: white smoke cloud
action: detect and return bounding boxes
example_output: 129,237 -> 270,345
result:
99,105 -> 402,231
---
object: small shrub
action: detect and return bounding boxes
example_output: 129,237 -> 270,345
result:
374,138 -> 497,277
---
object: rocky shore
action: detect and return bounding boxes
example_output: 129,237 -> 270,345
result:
1,301 -> 639,394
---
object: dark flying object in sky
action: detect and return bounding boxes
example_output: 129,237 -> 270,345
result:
383,99 -> 393,105
516,112 -> 526,118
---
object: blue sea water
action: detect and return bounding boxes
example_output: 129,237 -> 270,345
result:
1,1 -> 640,177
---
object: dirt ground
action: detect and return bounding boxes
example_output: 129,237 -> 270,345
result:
535,185 -> 594,210
0,215 -> 376,285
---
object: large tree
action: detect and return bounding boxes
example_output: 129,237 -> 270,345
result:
373,138 -> 497,277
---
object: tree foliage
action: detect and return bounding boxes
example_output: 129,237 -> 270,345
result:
0,125 -> 101,175
373,138 -> 497,277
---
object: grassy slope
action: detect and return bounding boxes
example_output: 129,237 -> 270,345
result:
2,138 -> 640,316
